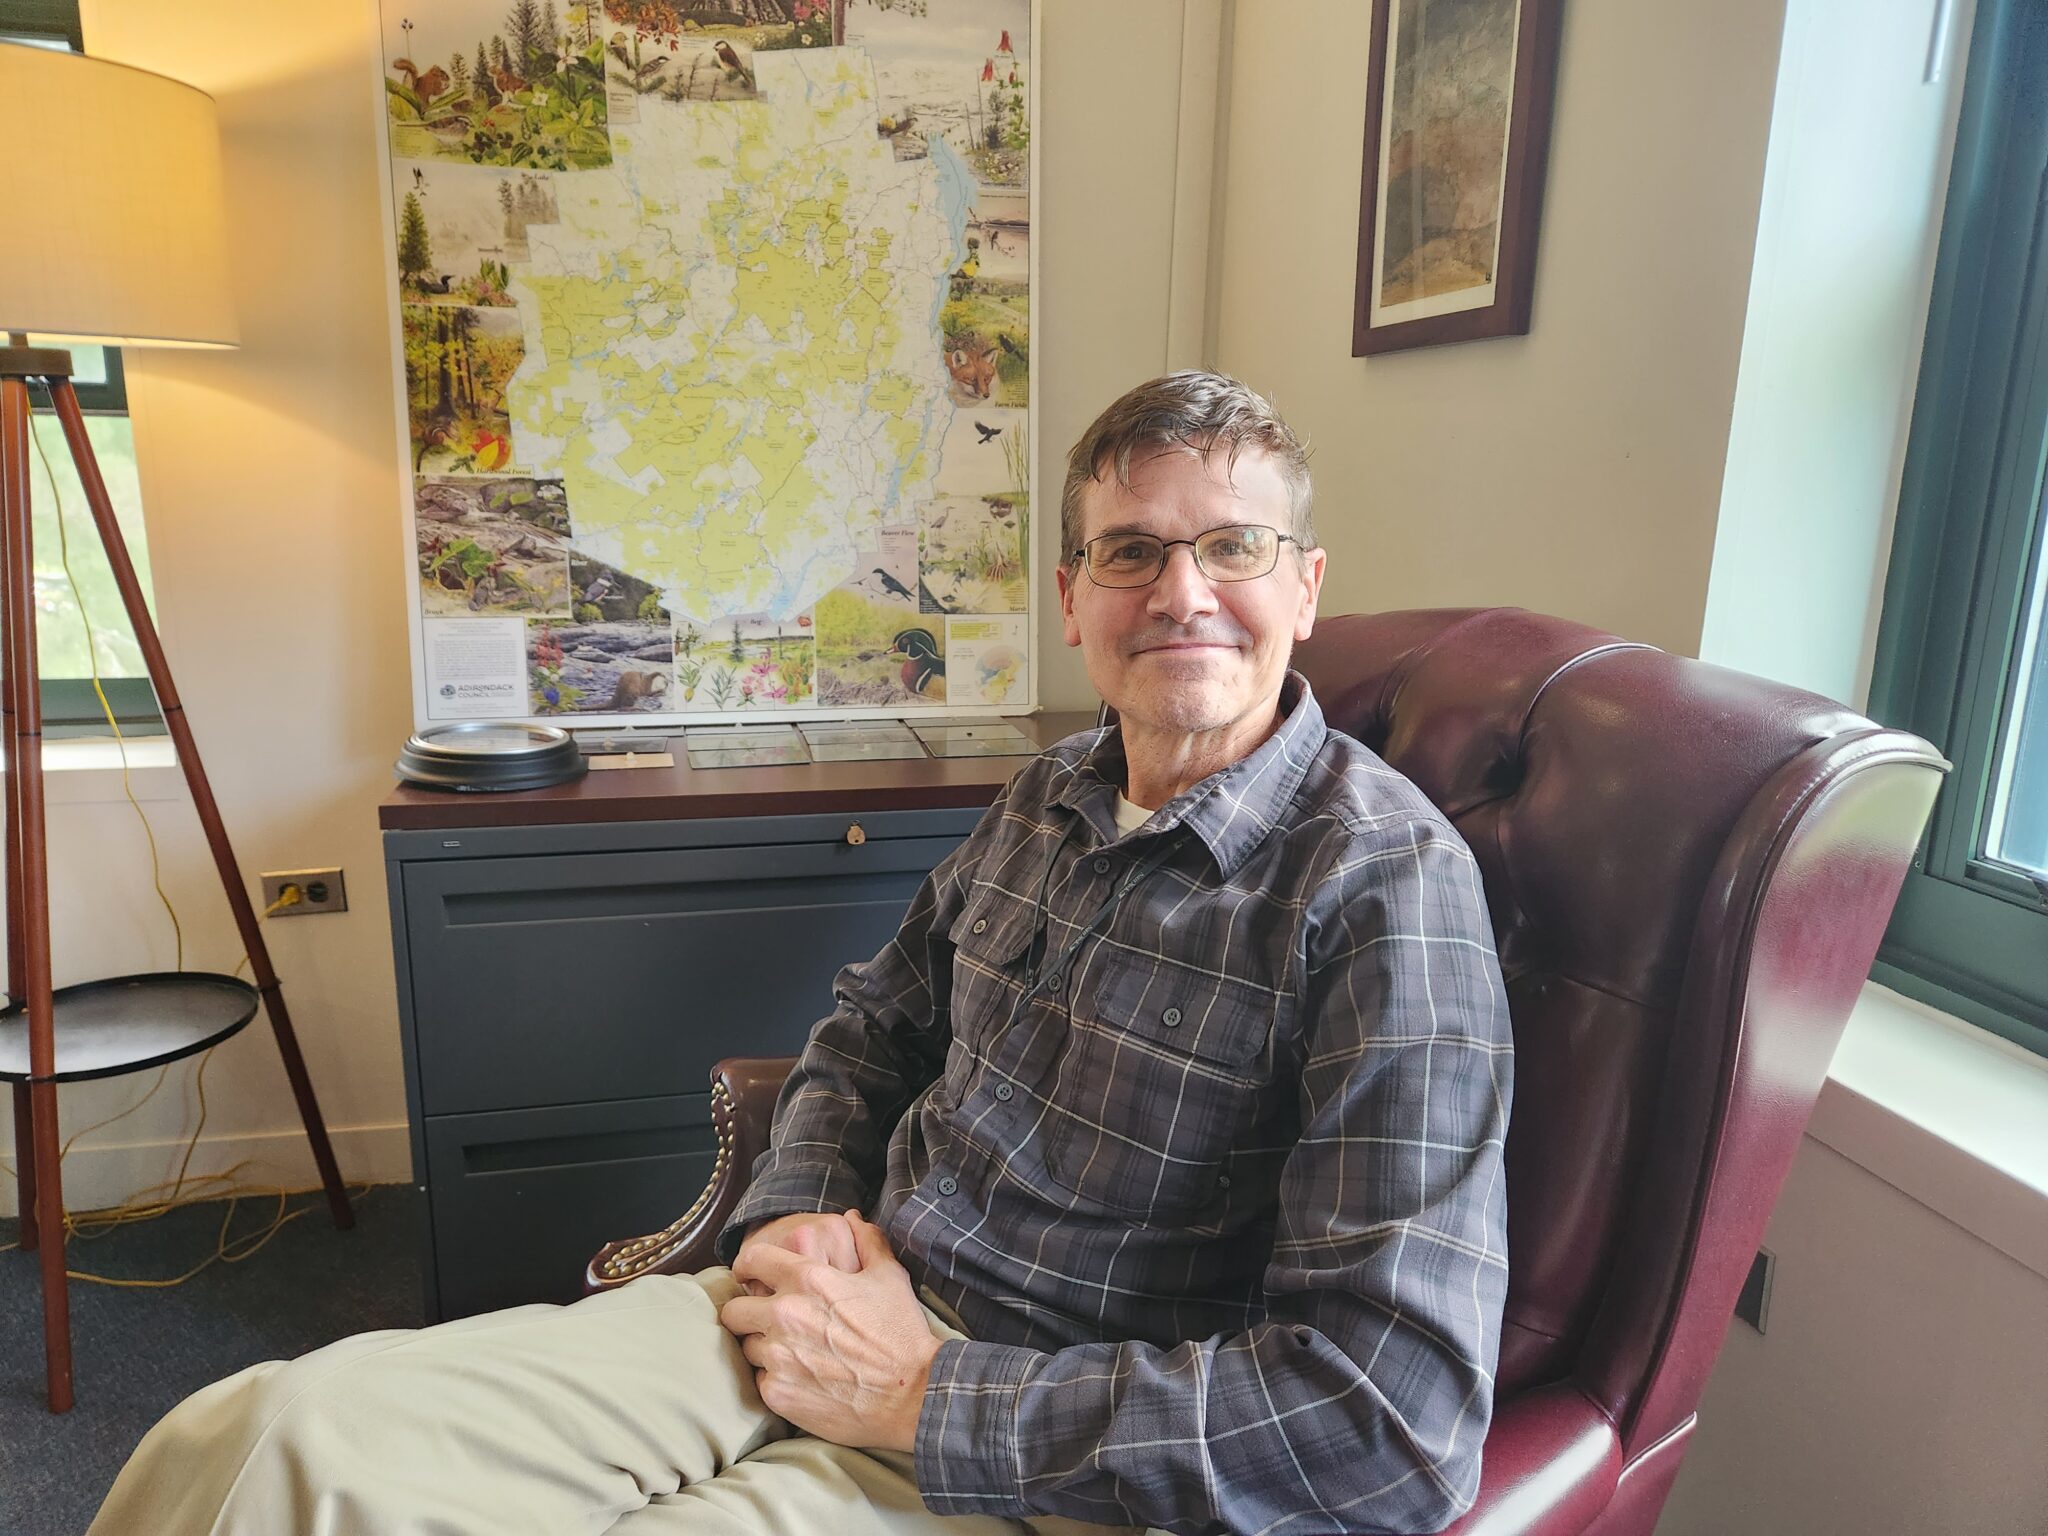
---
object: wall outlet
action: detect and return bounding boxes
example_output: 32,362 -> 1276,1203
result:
260,868 -> 347,916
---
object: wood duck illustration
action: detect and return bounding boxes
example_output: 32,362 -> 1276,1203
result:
891,628 -> 945,700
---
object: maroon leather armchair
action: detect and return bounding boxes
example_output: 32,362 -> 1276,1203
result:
588,607 -> 1946,1535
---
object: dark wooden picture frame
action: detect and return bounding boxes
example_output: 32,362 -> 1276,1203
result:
1352,0 -> 1566,356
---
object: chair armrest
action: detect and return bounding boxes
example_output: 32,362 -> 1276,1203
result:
583,1055 -> 797,1294
1439,1384 -> 1621,1536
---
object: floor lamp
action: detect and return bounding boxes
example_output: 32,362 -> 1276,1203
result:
0,46 -> 352,1413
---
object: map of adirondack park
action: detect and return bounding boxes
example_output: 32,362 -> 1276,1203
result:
381,0 -> 1033,721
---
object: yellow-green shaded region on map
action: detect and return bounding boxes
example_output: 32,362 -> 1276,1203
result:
504,46 -> 967,624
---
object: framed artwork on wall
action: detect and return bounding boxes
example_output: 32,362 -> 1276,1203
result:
1352,0 -> 1566,356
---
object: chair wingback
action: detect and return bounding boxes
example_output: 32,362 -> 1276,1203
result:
1291,608 -> 1944,1460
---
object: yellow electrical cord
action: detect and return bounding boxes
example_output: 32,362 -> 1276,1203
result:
28,411 -> 183,969
0,416 -> 370,1285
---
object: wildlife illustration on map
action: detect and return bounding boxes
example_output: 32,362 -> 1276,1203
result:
383,0 -> 1033,722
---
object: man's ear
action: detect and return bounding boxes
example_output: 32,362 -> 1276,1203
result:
1057,561 -> 1082,648
1294,547 -> 1327,644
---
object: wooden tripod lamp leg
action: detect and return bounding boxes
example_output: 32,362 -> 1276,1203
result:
3,500 -> 36,1253
1,374 -> 75,1412
42,382 -> 353,1232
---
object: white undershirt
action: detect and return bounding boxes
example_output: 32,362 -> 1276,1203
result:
1114,794 -> 1153,836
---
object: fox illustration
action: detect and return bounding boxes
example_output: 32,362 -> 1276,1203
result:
944,338 -> 996,401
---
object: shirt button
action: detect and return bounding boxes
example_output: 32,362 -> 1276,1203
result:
971,918 -> 988,934
993,1082 -> 1013,1101
1218,1173 -> 1232,1190
1093,856 -> 1111,875
1048,972 -> 1065,992
1162,1006 -> 1183,1027
936,1176 -> 958,1196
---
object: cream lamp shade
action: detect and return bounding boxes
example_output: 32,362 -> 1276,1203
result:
0,44 -> 237,349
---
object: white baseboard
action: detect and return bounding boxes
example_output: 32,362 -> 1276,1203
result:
1,1122 -> 414,1220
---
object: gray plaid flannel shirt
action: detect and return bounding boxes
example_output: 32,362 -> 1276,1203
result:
720,674 -> 1513,1535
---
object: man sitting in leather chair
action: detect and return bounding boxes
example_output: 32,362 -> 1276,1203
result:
94,372 -> 1513,1536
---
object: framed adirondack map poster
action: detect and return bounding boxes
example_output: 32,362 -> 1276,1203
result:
376,0 -> 1038,726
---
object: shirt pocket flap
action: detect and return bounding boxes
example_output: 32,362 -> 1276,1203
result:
1075,955 -> 1286,1069
950,884 -> 1038,969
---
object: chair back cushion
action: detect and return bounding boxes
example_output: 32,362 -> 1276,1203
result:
1292,609 -> 1942,1452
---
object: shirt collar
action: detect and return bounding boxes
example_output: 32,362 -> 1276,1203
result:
1052,671 -> 1327,878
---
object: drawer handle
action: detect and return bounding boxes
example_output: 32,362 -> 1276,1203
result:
845,822 -> 867,846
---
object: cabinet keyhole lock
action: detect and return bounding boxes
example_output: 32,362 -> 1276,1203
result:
845,823 -> 867,846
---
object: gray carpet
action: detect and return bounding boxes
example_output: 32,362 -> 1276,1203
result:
0,1184 -> 424,1536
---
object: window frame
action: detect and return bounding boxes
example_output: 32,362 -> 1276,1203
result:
1866,0 -> 2048,1057
6,0 -> 163,736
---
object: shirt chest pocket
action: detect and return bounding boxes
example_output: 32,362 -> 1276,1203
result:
1043,955 -> 1289,1222
930,886 -> 1041,1113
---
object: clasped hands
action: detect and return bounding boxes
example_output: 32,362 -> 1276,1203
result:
718,1210 -> 943,1454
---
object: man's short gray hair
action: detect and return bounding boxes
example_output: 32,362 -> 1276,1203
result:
1059,371 -> 1314,564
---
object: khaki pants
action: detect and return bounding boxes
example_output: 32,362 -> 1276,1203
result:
90,1268 -> 1147,1536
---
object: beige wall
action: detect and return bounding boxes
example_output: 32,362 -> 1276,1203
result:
1657,1136 -> 2048,1533
1211,0 -> 1787,655
0,0 -> 419,1216
2,0 -> 1194,1213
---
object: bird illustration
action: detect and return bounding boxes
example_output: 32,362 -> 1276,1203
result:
998,332 -> 1024,360
411,166 -> 426,191
877,109 -> 917,138
713,40 -> 755,90
581,574 -> 614,604
951,250 -> 980,281
864,567 -> 915,604
891,628 -> 946,700
973,420 -> 1002,444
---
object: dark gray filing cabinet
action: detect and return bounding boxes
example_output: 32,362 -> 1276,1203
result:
384,807 -> 979,1319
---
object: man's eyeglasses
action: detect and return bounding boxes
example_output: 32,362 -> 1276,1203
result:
1072,524 -> 1299,588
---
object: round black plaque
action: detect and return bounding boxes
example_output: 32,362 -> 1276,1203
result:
396,722 -> 587,792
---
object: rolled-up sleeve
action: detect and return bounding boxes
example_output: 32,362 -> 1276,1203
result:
915,816 -> 1514,1535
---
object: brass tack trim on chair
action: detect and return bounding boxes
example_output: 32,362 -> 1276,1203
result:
597,1080 -> 736,1281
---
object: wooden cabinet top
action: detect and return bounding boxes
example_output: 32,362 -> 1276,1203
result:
378,712 -> 1100,831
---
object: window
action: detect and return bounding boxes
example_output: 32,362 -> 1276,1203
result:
4,0 -> 164,736
1868,0 -> 2048,1055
